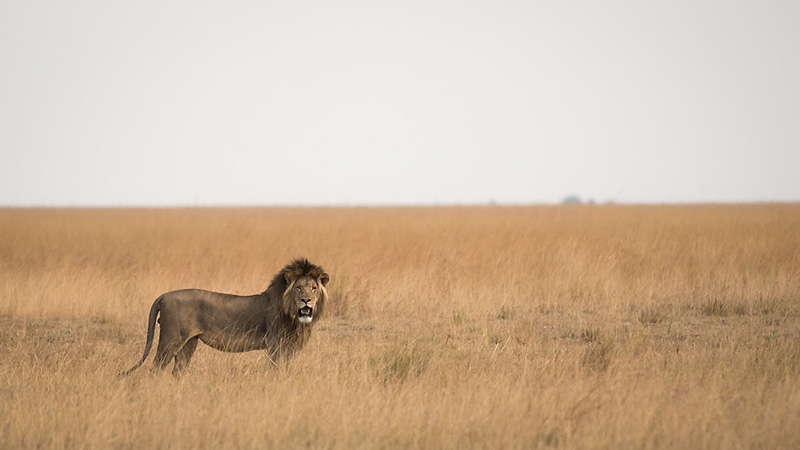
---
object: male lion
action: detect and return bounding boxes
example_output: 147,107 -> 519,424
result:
121,258 -> 329,375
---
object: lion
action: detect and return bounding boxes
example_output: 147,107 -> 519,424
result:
121,258 -> 329,375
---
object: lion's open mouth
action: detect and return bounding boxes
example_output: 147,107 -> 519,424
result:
298,306 -> 313,324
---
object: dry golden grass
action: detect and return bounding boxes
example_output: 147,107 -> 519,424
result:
1,204 -> 799,448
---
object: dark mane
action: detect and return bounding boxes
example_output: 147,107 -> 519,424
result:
263,257 -> 326,294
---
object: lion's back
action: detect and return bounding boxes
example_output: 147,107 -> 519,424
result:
159,289 -> 266,325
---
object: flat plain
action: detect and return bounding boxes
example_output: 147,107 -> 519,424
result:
1,204 -> 799,449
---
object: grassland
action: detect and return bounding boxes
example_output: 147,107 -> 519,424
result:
1,204 -> 799,449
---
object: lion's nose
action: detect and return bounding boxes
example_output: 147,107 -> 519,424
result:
301,298 -> 311,304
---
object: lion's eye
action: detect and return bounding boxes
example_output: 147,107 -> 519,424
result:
312,287 -> 317,292
296,287 -> 301,291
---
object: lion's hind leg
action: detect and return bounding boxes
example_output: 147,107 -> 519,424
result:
153,339 -> 176,371
173,336 -> 199,375
154,329 -> 188,372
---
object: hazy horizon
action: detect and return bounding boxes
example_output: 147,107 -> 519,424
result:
2,1 -> 799,207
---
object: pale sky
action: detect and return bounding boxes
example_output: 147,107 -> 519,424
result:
2,1 -> 799,206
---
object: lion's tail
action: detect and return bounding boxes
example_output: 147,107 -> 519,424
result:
119,295 -> 163,376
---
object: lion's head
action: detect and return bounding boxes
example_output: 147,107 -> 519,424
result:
280,258 -> 330,324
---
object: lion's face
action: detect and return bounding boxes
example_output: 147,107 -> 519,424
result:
289,275 -> 325,324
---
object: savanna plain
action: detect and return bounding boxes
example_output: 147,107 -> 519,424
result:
1,205 -> 799,449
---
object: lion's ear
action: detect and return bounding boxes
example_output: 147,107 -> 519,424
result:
284,271 -> 296,286
319,272 -> 330,286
